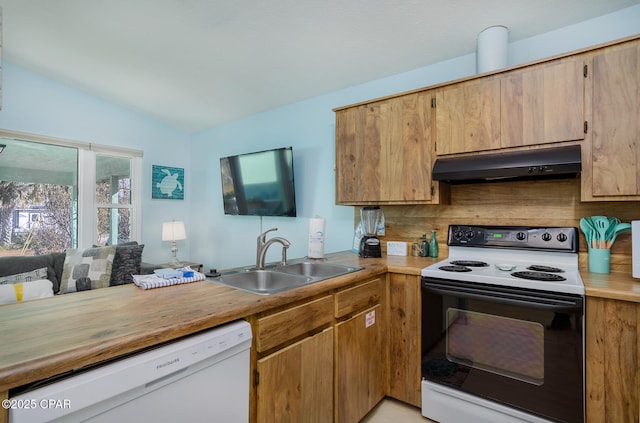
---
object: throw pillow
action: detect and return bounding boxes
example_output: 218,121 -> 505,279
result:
110,244 -> 144,286
0,267 -> 49,285
0,254 -> 63,293
60,246 -> 117,293
0,279 -> 54,304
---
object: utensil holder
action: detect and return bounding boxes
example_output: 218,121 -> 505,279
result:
588,248 -> 610,274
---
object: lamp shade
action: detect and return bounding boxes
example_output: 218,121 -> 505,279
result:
162,221 -> 186,241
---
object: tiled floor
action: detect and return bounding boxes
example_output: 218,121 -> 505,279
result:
362,398 -> 437,423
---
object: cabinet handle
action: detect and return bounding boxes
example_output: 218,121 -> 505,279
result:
584,121 -> 588,134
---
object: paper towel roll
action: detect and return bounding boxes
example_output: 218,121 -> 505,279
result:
308,216 -> 326,259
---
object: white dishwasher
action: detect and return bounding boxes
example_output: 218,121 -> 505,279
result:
9,320 -> 252,423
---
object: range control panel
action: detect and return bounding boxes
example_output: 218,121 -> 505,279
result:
447,225 -> 579,252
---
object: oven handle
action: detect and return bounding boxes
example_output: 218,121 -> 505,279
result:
422,280 -> 583,313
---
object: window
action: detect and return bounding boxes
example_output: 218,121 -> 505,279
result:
0,130 -> 142,256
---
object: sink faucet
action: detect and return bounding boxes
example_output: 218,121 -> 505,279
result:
256,228 -> 291,270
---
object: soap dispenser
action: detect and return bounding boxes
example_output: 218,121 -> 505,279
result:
429,231 -> 439,258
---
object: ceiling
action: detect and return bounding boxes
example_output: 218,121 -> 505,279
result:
1,0 -> 639,133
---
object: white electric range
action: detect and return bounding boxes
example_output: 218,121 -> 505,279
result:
420,225 -> 585,423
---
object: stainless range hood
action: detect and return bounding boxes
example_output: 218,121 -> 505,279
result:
432,145 -> 581,184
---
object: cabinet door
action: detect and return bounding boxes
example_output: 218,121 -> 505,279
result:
335,92 -> 438,204
335,105 -> 365,203
257,327 -> 334,423
588,41 -> 640,198
335,304 -> 386,423
382,92 -> 434,202
501,58 -> 585,148
435,77 -> 501,155
586,297 -> 640,423
363,93 -> 435,203
388,274 -> 422,407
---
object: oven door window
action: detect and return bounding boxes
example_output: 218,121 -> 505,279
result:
446,308 -> 544,385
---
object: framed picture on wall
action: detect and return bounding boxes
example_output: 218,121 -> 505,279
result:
152,165 -> 184,200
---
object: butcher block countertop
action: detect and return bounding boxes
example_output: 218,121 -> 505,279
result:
0,251 -> 638,396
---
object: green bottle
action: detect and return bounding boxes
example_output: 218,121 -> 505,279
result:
429,231 -> 439,258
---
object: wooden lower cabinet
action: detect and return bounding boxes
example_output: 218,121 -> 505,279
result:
256,327 -> 334,423
252,276 -> 388,423
388,273 -> 422,407
335,303 -> 386,423
586,297 -> 640,423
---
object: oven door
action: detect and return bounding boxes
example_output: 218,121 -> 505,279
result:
421,277 -> 584,423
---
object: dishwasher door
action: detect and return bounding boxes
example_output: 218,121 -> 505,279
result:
9,320 -> 252,423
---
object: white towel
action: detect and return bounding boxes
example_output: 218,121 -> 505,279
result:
132,267 -> 206,290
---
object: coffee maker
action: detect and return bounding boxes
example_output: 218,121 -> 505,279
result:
359,206 -> 382,258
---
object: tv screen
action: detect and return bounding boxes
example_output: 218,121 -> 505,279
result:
220,147 -> 297,217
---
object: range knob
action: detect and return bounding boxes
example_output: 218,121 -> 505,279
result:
454,230 -> 464,239
466,231 -> 475,240
542,232 -> 552,242
516,232 -> 526,241
557,233 -> 568,242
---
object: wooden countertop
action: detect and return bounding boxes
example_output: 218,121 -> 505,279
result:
0,252 -> 432,394
582,270 -> 640,302
0,250 -> 637,395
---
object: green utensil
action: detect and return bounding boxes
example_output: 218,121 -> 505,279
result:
580,217 -> 594,248
605,217 -> 620,240
608,222 -> 631,247
592,216 -> 610,248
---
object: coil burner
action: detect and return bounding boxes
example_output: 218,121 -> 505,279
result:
511,271 -> 567,282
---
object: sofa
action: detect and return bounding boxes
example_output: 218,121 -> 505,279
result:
0,242 -> 156,304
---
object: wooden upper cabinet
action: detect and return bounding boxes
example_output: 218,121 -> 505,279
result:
583,40 -> 640,200
435,58 -> 585,155
335,91 -> 439,204
336,35 -> 640,203
501,58 -> 586,148
435,77 -> 501,155
335,105 -> 364,204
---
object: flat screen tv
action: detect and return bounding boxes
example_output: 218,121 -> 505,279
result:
220,147 -> 297,217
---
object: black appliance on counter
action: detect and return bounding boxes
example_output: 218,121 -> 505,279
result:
421,225 -> 584,423
359,206 -> 382,258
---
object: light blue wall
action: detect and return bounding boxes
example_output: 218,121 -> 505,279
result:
0,62 -> 192,264
191,4 -> 640,270
0,5 -> 638,270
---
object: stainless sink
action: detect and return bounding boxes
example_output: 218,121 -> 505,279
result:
214,269 -> 313,295
274,262 -> 362,279
211,261 -> 363,295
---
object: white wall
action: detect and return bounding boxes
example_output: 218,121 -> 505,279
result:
190,4 -> 640,270
0,5 -> 638,271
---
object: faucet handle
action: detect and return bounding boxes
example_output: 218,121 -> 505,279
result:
258,227 -> 278,242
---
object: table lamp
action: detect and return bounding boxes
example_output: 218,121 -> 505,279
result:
162,221 -> 187,265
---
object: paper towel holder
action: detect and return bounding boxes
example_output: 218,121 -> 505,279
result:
308,216 -> 326,259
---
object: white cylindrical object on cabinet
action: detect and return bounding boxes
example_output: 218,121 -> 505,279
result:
308,216 -> 326,259
477,25 -> 509,73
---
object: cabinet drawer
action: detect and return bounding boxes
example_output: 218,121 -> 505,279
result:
256,295 -> 333,352
335,277 -> 384,319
